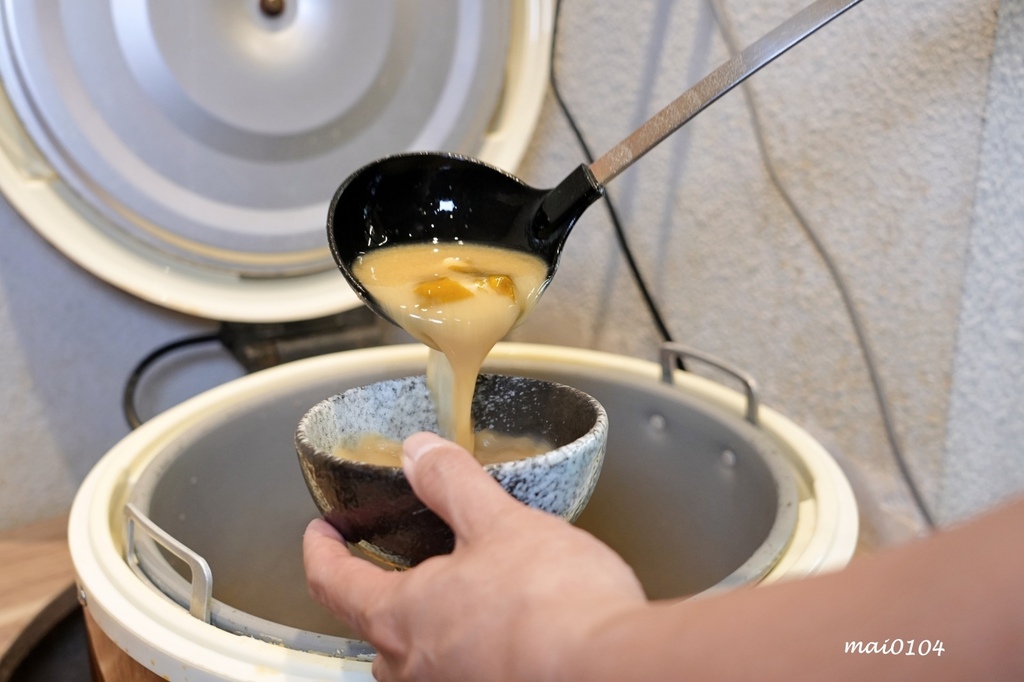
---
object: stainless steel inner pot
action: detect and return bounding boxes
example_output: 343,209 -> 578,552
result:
125,343 -> 797,659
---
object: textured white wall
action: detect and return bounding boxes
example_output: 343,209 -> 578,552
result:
941,0 -> 1024,523
0,203 -> 236,530
0,0 -> 1019,545
508,0 -> 1004,544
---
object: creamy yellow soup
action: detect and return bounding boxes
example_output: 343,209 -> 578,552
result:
351,242 -> 549,455
334,430 -> 554,466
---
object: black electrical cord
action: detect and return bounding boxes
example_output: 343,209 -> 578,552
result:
550,0 -> 679,351
705,0 -> 936,529
122,331 -> 223,430
551,0 -> 935,529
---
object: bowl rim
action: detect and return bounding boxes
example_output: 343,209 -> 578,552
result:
294,372 -> 609,473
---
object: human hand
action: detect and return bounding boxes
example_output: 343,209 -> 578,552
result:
303,431 -> 646,682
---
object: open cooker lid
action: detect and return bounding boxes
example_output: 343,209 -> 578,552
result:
0,0 -> 552,321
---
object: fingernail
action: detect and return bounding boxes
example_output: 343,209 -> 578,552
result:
403,432 -> 446,465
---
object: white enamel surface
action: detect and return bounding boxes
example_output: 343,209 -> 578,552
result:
69,342 -> 857,680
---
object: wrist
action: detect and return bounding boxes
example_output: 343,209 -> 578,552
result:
545,602 -> 653,682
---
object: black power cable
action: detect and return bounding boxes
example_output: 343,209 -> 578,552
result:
550,0 -> 679,350
705,0 -> 935,530
550,0 -> 935,528
122,332 -> 223,429
121,309 -> 385,430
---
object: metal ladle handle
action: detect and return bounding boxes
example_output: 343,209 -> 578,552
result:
588,0 -> 864,186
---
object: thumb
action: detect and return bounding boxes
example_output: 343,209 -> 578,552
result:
403,431 -> 518,540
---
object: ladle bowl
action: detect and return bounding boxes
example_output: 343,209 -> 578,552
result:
326,0 -> 863,323
327,153 -> 600,325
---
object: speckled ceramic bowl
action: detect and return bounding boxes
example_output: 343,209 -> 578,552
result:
296,373 -> 608,567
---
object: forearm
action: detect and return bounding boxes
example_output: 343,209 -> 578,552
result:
564,497 -> 1024,681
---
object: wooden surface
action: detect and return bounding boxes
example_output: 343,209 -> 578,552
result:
84,608 -> 161,682
0,515 -> 76,667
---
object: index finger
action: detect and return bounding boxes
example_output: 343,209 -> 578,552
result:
303,518 -> 397,636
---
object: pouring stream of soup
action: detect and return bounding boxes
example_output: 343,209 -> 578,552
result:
350,243 -> 552,459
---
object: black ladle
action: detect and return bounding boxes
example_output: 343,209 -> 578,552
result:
328,0 -> 863,324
